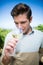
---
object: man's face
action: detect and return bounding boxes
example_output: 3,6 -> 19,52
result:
14,14 -> 32,34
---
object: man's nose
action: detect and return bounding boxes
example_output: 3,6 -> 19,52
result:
18,23 -> 22,29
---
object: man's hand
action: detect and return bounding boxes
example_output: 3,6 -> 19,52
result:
2,38 -> 18,65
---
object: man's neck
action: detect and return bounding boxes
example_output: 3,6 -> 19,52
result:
28,26 -> 32,34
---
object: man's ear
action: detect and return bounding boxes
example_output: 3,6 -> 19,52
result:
29,16 -> 32,23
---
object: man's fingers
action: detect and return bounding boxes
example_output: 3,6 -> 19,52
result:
7,42 -> 16,49
4,37 -> 18,56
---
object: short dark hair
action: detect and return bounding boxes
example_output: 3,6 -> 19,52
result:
11,3 -> 32,20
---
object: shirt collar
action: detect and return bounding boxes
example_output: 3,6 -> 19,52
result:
28,27 -> 34,35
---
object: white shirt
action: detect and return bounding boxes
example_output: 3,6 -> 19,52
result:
2,29 -> 43,54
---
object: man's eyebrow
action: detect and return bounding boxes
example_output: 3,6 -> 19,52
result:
14,21 -> 18,23
14,22 -> 18,24
20,21 -> 27,23
21,21 -> 27,23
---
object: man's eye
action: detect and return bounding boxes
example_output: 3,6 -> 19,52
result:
15,22 -> 18,24
21,22 -> 26,24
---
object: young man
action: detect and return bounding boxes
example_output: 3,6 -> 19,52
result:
1,3 -> 43,65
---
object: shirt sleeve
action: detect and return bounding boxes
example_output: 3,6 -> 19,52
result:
1,31 -> 13,61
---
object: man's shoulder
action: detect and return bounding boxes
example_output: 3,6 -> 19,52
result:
34,29 -> 43,35
33,29 -> 43,38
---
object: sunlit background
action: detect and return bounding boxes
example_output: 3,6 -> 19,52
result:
0,0 -> 43,30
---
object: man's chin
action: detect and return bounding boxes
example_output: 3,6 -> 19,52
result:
22,30 -> 27,35
23,32 -> 27,35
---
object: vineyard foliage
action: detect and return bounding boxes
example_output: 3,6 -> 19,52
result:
0,28 -> 11,48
